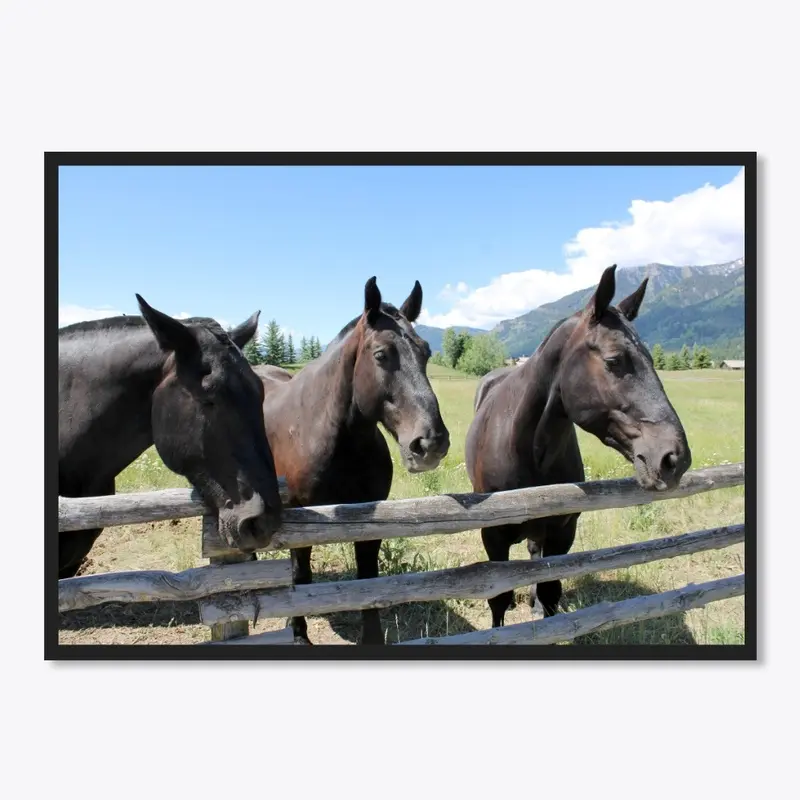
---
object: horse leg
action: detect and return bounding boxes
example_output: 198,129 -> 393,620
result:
59,529 -> 104,578
526,536 -> 543,615
482,526 -> 515,628
354,539 -> 383,644
287,546 -> 313,643
535,516 -> 578,617
59,478 -> 115,578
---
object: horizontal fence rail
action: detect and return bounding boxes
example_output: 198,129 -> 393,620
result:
198,524 -> 744,627
58,479 -> 290,532
203,463 -> 742,557
58,558 -> 293,613
58,464 -> 744,560
399,574 -> 745,645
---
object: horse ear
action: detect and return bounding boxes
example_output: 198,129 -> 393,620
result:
400,280 -> 423,322
136,294 -> 197,355
364,276 -> 382,323
586,264 -> 617,324
229,310 -> 261,348
617,278 -> 648,322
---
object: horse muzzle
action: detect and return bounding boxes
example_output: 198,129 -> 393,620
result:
218,493 -> 282,552
632,437 -> 692,492
402,429 -> 450,473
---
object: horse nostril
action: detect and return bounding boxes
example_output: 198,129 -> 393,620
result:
409,437 -> 425,457
237,516 -> 258,550
661,452 -> 678,475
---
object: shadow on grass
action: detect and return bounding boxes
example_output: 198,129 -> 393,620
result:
59,599 -> 201,632
561,574 -> 698,645
323,600 -> 477,644
302,562 -> 478,644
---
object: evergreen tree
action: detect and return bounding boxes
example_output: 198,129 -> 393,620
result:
300,336 -> 310,362
680,344 -> 692,370
651,343 -> 666,370
693,346 -> 713,369
667,352 -> 683,370
309,336 -> 321,359
262,319 -> 285,366
243,333 -> 262,365
286,333 -> 296,364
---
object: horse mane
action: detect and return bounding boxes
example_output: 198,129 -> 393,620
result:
534,316 -> 569,354
59,315 -> 220,336
326,303 -> 403,347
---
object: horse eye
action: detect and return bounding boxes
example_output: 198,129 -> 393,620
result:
374,350 -> 387,362
605,356 -> 622,369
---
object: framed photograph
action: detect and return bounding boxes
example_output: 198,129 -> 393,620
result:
48,154 -> 754,660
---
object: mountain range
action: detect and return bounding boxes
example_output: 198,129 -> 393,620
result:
415,258 -> 745,359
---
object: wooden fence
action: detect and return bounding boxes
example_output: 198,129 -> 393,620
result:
57,462 -> 745,646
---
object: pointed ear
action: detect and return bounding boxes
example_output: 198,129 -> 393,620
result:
617,278 -> 648,321
229,310 -> 261,348
586,265 -> 617,324
399,280 -> 423,323
136,294 -> 197,355
364,276 -> 382,324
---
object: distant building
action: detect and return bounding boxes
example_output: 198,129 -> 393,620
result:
720,360 -> 745,370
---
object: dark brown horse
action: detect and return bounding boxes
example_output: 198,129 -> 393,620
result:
465,265 -> 691,627
58,296 -> 283,578
255,277 -> 450,644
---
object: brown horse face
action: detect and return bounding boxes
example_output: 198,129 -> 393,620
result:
559,266 -> 691,491
353,278 -> 450,473
137,296 -> 282,551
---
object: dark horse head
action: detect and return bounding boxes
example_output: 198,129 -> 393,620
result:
557,265 -> 691,490
351,277 -> 450,472
137,296 -> 283,549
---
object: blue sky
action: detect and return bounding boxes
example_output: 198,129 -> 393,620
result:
58,165 -> 744,342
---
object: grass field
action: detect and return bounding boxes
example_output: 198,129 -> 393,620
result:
58,365 -> 745,646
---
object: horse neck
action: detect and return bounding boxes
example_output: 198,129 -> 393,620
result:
59,325 -> 166,476
296,328 -> 370,444
513,318 -> 577,469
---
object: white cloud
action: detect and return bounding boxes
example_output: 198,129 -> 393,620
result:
418,169 -> 745,329
438,281 -> 470,300
173,311 -> 190,320
58,304 -> 124,327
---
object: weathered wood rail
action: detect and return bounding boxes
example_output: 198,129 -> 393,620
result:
57,462 -> 746,646
399,574 -> 745,646
197,524 -> 743,626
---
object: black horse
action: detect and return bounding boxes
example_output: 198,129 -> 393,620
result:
58,295 -> 283,578
254,277 -> 450,644
465,265 -> 692,627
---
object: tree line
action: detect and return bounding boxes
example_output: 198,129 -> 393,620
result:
240,319 -> 323,366
650,343 -> 713,370
430,329 -> 507,376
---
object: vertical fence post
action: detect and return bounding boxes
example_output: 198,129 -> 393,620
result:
203,514 -> 251,642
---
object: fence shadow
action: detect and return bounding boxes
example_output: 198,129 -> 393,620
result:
309,563 -> 478,644
324,600 -> 477,644
59,599 -> 201,632
561,574 -> 698,645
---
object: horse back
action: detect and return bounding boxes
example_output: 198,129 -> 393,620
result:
474,366 -> 514,412
254,364 -> 293,394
